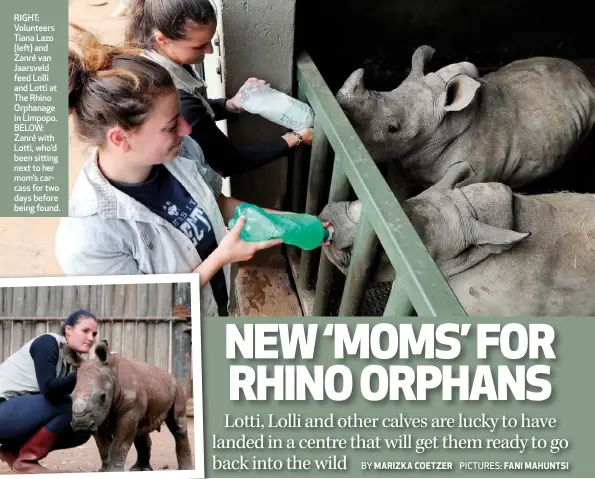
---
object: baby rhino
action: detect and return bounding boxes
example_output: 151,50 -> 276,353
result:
319,168 -> 595,317
62,340 -> 193,472
337,45 -> 595,191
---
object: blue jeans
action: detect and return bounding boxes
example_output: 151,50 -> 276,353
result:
0,394 -> 90,451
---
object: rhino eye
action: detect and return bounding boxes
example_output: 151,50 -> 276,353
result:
99,392 -> 106,403
387,124 -> 399,133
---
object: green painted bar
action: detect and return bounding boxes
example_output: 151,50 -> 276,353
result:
303,118 -> 331,215
312,159 -> 350,316
312,254 -> 333,316
338,214 -> 379,316
296,51 -> 466,317
298,116 -> 331,291
290,145 -> 305,214
327,156 -> 351,204
384,277 -> 415,317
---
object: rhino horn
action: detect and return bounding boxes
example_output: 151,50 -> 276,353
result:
409,45 -> 436,78
337,68 -> 368,109
470,220 -> 530,254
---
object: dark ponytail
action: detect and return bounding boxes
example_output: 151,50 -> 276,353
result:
125,0 -> 217,49
61,309 -> 98,336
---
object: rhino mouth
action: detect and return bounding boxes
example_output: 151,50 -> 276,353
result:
323,244 -> 352,274
71,416 -> 98,434
72,424 -> 97,434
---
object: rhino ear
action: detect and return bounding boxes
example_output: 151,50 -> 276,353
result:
471,220 -> 530,254
94,340 -> 111,364
62,344 -> 83,367
443,74 -> 481,112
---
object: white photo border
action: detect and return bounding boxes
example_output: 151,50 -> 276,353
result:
0,273 -> 205,479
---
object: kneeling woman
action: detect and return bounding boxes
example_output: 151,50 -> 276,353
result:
0,310 -> 98,473
57,25 -> 325,317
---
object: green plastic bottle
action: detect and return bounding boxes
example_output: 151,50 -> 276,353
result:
228,203 -> 332,251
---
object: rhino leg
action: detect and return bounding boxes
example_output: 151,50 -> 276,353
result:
130,435 -> 153,471
105,417 -> 138,471
94,432 -> 111,472
432,161 -> 476,192
165,384 -> 193,470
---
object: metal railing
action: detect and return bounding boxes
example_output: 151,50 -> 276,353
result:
287,51 -> 467,318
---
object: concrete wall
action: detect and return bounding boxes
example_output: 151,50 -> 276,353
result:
295,0 -> 593,93
217,0 -> 297,209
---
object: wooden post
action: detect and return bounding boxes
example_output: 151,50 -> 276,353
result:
172,283 -> 193,403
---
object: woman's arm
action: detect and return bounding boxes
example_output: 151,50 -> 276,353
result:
194,195 -> 330,284
179,89 -> 312,177
216,195 -> 243,223
216,195 -> 292,224
206,97 -> 235,122
29,334 -> 77,402
192,216 -> 282,284
191,196 -> 289,285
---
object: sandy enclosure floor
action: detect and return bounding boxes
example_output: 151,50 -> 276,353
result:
0,419 -> 195,474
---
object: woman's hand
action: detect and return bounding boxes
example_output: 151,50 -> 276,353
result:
217,215 -> 282,264
193,215 -> 282,288
283,128 -> 314,148
226,77 -> 271,113
295,127 -> 314,145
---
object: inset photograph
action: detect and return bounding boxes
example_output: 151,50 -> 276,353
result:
0,274 -> 202,475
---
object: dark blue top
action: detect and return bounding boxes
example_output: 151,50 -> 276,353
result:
29,334 -> 77,401
109,165 -> 229,313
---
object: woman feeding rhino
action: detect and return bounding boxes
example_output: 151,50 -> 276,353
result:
124,0 -> 313,178
0,310 -> 99,474
57,24 -> 317,317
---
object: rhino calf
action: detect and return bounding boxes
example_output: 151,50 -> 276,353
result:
337,45 -> 595,191
319,168 -> 595,317
62,340 -> 193,472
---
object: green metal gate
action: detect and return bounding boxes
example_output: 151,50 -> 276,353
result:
287,52 -> 467,318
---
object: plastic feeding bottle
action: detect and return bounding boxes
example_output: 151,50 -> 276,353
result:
228,203 -> 332,251
236,80 -> 315,130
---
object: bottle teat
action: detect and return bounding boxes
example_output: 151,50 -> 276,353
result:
323,224 -> 334,243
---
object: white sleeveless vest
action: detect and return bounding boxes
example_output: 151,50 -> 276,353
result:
0,333 -> 69,400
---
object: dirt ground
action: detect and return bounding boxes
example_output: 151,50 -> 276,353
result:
0,419 -> 195,474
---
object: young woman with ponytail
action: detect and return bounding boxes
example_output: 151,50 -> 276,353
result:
57,24 -> 293,317
124,0 -> 313,178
